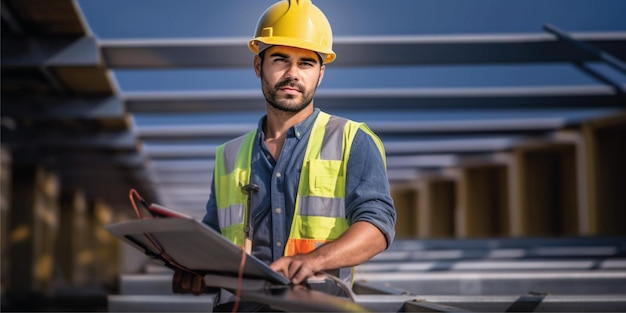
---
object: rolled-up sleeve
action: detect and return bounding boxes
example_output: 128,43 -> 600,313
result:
345,128 -> 397,248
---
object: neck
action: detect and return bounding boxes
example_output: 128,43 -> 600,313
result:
264,104 -> 314,139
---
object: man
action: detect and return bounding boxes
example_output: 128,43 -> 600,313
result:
173,0 -> 396,310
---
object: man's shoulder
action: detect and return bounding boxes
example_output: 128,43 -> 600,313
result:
220,129 -> 257,147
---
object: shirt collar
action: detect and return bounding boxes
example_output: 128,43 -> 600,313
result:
257,108 -> 320,140
293,108 -> 320,139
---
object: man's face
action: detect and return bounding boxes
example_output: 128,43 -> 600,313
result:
255,45 -> 325,113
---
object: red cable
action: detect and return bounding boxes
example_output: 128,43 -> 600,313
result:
128,188 -> 201,276
231,247 -> 247,313
128,188 -> 144,219
131,187 -> 247,306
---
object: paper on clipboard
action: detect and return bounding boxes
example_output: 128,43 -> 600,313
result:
104,214 -> 290,286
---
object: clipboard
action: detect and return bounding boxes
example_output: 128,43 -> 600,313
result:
104,212 -> 290,286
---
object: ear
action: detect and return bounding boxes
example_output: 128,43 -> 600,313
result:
317,64 -> 326,87
254,55 -> 262,78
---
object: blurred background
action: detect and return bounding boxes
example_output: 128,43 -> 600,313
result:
1,0 -> 625,311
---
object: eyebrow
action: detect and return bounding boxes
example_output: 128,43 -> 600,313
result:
269,52 -> 319,65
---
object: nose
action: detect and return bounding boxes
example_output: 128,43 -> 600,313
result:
285,63 -> 300,81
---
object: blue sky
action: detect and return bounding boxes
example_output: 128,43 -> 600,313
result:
76,1 -> 626,92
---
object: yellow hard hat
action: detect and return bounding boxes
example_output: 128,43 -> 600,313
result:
248,0 -> 336,64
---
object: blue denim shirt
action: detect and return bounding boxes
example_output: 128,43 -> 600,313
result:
202,108 -> 396,265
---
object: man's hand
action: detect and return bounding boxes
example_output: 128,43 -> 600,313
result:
269,254 -> 320,285
270,221 -> 388,285
172,270 -> 216,295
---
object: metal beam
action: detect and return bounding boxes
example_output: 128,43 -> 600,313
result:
123,86 -> 625,113
10,149 -> 147,167
354,294 -> 626,313
98,32 -> 626,68
45,36 -> 99,66
384,237 -> 626,254
356,259 -> 625,273
2,96 -> 124,119
386,155 -> 460,169
1,37 -> 78,68
0,1 -> 23,35
138,135 -> 523,159
152,173 -> 212,185
1,36 -> 114,95
108,295 -> 215,313
134,107 -> 624,140
3,129 -> 138,150
150,159 -> 215,172
354,271 -> 626,295
383,136 -> 523,155
575,61 -> 626,97
544,24 -> 626,75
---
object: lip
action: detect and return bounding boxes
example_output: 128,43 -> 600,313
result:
279,87 -> 301,93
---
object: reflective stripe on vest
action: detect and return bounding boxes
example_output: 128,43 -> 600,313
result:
285,112 -> 350,256
214,131 -> 256,247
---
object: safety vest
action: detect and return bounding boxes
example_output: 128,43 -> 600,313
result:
213,111 -> 385,282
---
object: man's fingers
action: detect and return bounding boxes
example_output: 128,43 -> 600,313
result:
270,257 -> 317,285
173,270 -> 212,295
291,270 -> 308,285
269,258 -> 286,271
289,261 -> 313,285
172,270 -> 183,293
286,259 -> 301,282
269,258 -> 289,277
181,272 -> 193,290
173,270 -> 193,294
191,274 -> 205,295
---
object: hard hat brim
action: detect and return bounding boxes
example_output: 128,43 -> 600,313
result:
248,38 -> 336,64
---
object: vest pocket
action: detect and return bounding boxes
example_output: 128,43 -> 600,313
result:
308,159 -> 342,196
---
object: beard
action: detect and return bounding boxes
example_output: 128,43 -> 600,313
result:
262,76 -> 316,113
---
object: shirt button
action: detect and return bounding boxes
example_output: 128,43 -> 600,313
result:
296,131 -> 300,137
276,241 -> 282,247
266,154 -> 271,159
275,208 -> 281,214
276,172 -> 281,178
